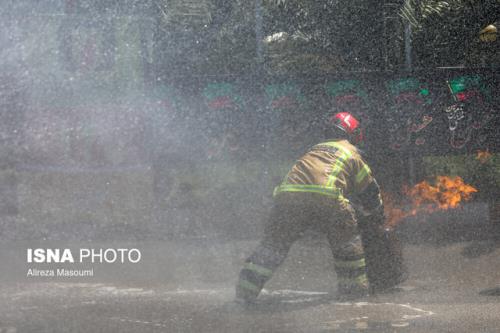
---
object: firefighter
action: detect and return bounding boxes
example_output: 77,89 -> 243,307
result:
235,112 -> 384,303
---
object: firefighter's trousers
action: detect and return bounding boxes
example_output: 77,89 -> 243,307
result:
236,192 -> 368,301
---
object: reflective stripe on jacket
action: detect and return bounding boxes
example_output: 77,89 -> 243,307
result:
273,140 -> 376,201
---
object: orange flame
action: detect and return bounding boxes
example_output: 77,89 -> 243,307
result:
382,193 -> 408,228
383,176 -> 477,227
476,149 -> 492,164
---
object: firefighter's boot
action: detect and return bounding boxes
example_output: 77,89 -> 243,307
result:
235,261 -> 274,304
333,236 -> 370,300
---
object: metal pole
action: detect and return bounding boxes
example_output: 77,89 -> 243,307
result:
404,22 -> 412,71
382,2 -> 389,70
404,0 -> 415,185
255,0 -> 263,64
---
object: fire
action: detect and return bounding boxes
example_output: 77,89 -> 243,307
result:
383,176 -> 477,227
382,193 -> 408,228
407,176 -> 477,210
476,149 -> 492,164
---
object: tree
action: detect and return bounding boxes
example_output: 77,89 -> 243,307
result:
149,0 -> 499,76
262,0 -> 387,72
399,0 -> 499,68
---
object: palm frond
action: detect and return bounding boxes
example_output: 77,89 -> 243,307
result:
156,0 -> 213,26
399,0 -> 467,30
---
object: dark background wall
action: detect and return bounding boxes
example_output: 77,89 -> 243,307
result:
0,1 -> 498,241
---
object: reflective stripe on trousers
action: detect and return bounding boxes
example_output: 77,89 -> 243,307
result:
236,261 -> 275,299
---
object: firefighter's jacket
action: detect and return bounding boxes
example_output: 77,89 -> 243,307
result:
273,139 -> 382,214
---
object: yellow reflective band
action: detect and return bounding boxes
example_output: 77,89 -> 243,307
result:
326,151 -> 349,187
273,184 -> 344,199
356,164 -> 371,184
244,262 -> 273,277
334,258 -> 366,269
338,273 -> 369,286
238,279 -> 260,293
318,142 -> 353,188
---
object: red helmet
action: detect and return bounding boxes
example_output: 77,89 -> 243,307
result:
330,112 -> 364,144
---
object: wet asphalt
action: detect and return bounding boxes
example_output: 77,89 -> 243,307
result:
0,239 -> 499,333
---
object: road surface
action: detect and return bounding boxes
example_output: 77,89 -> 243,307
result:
0,239 -> 499,332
